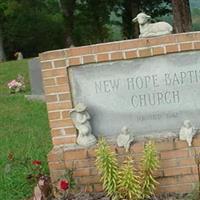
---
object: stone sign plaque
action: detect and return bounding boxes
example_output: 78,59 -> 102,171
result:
69,51 -> 200,137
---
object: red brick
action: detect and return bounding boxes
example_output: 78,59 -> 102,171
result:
125,50 -> 138,59
97,53 -> 109,62
53,136 -> 76,145
158,183 -> 193,193
48,149 -> 64,162
87,148 -> 96,158
67,46 -> 92,57
175,140 -> 188,149
164,167 -> 191,177
74,159 -> 95,168
79,176 -> 100,184
176,33 -> 194,43
51,129 -> 65,137
178,158 -> 195,166
192,32 -> 200,41
74,168 -> 91,177
48,112 -> 61,120
177,174 -> 198,184
152,46 -> 165,56
54,59 -> 66,68
153,169 -> 164,178
50,119 -> 73,128
160,149 -> 188,160
68,57 -> 81,66
47,101 -> 72,111
194,41 -> 200,50
64,160 -> 74,168
157,176 -> 177,186
131,142 -> 144,153
93,43 -> 120,54
110,51 -> 123,61
40,50 -> 65,61
58,93 -> 71,101
42,68 -> 66,78
64,149 -> 88,160
138,48 -> 152,57
41,62 -> 53,70
44,85 -> 70,94
160,159 -> 178,169
61,111 -> 70,119
56,76 -> 68,85
120,39 -> 147,50
64,127 -> 77,135
165,44 -> 179,53
83,55 -> 96,64
146,35 -> 176,46
192,137 -> 200,147
49,162 -> 65,170
45,94 -> 58,102
43,78 -> 56,87
155,141 -> 174,152
94,184 -> 103,192
180,42 -> 193,51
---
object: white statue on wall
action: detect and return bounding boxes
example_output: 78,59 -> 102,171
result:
179,120 -> 196,147
117,126 -> 134,152
132,12 -> 173,38
70,103 -> 97,147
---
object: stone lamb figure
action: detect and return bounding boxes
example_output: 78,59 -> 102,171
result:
70,103 -> 97,147
179,120 -> 196,147
132,12 -> 173,38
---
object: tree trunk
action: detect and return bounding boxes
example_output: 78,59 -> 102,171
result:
0,26 -> 6,61
122,0 -> 139,39
172,0 -> 192,33
58,0 -> 76,47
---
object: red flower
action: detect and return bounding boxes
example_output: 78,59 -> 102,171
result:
32,160 -> 41,165
59,179 -> 69,191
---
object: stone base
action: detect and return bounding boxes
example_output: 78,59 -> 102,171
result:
25,95 -> 45,101
48,134 -> 200,194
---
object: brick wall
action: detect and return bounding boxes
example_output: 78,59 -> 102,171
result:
39,32 -> 200,193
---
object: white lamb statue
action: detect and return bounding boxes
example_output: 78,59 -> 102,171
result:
132,12 -> 173,38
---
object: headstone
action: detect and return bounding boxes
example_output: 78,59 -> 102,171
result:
69,51 -> 200,138
26,57 -> 44,101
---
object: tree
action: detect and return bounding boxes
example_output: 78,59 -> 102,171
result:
57,0 -> 76,47
172,0 -> 192,33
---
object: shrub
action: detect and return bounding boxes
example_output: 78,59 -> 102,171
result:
96,138 -> 119,199
95,138 -> 160,200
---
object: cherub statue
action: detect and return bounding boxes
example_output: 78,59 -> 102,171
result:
117,126 -> 134,152
70,103 -> 97,147
179,120 -> 196,147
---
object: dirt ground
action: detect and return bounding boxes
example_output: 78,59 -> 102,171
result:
67,192 -> 189,200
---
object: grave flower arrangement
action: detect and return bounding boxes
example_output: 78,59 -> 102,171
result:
7,74 -> 25,93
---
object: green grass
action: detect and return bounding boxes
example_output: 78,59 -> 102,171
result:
0,60 -> 52,200
0,60 -> 30,94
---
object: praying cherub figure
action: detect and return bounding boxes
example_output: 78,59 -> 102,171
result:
179,120 -> 196,147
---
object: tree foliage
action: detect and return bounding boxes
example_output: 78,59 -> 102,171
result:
0,0 -> 196,60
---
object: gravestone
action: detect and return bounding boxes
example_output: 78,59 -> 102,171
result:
69,51 -> 200,138
27,57 -> 44,101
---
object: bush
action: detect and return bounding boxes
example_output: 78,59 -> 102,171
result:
96,138 -> 159,200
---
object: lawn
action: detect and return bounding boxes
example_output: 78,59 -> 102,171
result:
0,60 -> 52,200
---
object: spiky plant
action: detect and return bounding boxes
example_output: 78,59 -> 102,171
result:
118,156 -> 141,200
140,141 -> 159,199
95,138 -> 119,199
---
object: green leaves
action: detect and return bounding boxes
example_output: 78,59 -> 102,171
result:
118,156 -> 141,200
96,139 -> 160,200
96,138 -> 118,199
140,141 -> 159,199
